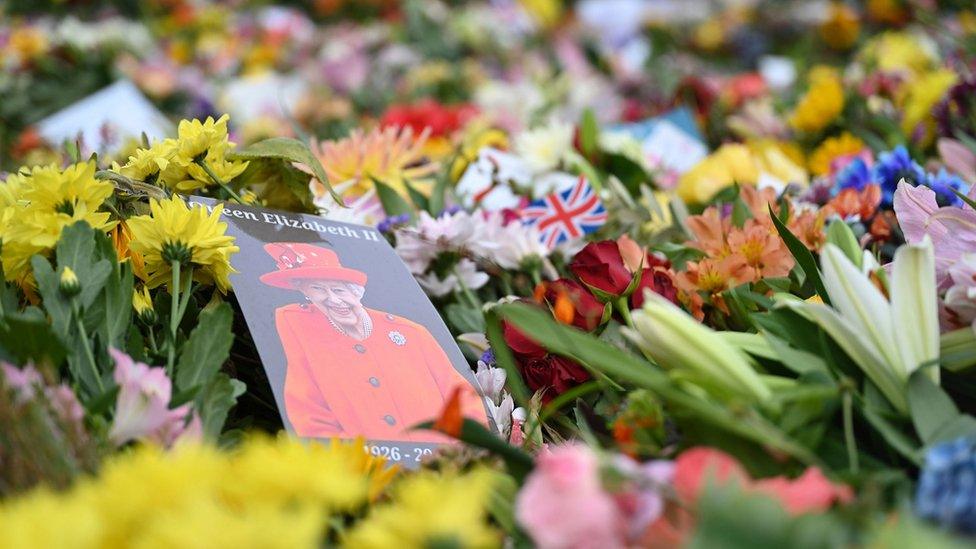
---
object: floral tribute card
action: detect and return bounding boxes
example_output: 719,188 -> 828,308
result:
189,197 -> 493,467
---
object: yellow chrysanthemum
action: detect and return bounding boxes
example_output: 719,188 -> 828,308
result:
225,435 -> 396,512
310,126 -> 439,199
859,31 -> 938,75
901,69 -> 958,144
0,438 -> 395,549
343,468 -> 500,549
819,2 -> 860,50
132,286 -> 154,317
790,67 -> 845,134
6,27 -> 49,63
176,114 -> 231,162
0,162 -> 116,284
118,140 -> 176,183
677,142 -> 808,204
126,196 -> 239,292
808,133 -> 865,176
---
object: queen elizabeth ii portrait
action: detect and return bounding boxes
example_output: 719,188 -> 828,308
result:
259,242 -> 486,443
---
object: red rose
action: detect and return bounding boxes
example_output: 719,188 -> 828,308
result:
630,268 -> 679,310
380,99 -> 477,137
519,355 -> 591,403
570,241 -> 634,296
544,278 -> 606,331
503,320 -> 547,360
502,315 -> 591,403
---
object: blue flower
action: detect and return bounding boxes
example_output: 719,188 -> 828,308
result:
834,157 -> 874,194
926,169 -> 970,208
872,145 -> 927,207
915,436 -> 976,534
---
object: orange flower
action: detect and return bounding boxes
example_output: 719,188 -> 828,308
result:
825,184 -> 881,221
727,221 -> 795,280
433,386 -> 464,438
686,208 -> 731,257
111,221 -> 147,281
788,208 -> 829,251
675,257 -> 748,313
738,184 -> 782,223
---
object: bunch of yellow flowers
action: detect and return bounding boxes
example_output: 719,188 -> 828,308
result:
0,161 -> 115,286
116,115 -> 249,193
0,436 -> 501,549
789,66 -> 845,134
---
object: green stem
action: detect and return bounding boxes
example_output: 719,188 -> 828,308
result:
167,260 -> 181,374
842,389 -> 859,474
453,265 -> 483,309
196,158 -> 244,203
72,303 -> 104,393
615,297 -> 634,329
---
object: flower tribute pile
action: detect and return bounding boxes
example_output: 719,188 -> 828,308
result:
3,0 -> 976,547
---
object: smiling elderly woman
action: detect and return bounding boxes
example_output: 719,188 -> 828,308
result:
260,242 -> 485,443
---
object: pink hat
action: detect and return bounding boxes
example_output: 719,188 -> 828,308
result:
259,242 -> 367,289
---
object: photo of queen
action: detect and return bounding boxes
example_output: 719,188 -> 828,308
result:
259,242 -> 486,443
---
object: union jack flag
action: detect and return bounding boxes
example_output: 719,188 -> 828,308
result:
520,176 -> 607,249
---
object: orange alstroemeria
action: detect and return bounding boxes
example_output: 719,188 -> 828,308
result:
825,184 -> 882,221
727,221 -> 795,280
432,386 -> 464,438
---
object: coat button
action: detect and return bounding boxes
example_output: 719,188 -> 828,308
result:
369,376 -> 380,387
354,344 -> 366,353
383,415 -> 396,426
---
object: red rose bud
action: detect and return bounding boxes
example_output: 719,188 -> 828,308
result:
569,240 -> 634,297
544,278 -> 606,331
502,318 -> 547,360
630,268 -> 679,310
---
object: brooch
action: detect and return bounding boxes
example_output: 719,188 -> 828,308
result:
388,330 -> 406,346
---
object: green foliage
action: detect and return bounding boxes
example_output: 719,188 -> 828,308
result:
229,137 -> 339,204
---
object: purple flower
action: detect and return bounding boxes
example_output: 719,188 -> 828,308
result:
377,213 -> 411,233
873,145 -> 927,207
480,348 -> 496,366
915,436 -> 976,533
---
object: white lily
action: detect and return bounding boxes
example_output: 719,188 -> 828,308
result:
624,291 -> 772,405
783,238 -> 938,414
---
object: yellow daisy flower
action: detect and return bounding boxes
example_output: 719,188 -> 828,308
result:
126,195 -> 239,292
808,133 -> 865,176
789,66 -> 845,134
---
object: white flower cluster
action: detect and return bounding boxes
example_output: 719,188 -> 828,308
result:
394,209 -> 549,297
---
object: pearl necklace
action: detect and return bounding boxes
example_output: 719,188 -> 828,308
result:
326,310 -> 372,339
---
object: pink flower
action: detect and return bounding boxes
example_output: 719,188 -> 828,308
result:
108,348 -> 198,448
516,444 -> 625,549
516,444 -> 672,548
893,181 -> 976,289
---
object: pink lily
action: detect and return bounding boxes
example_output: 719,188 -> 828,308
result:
893,180 -> 976,289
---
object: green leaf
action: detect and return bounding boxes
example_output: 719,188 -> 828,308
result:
485,308 -> 532,407
415,418 -> 534,482
579,108 -> 599,157
731,192 -> 752,228
403,179 -> 430,212
175,303 -> 234,392
859,403 -> 922,465
198,373 -> 246,439
0,310 -> 67,367
56,222 -> 113,310
31,255 -> 71,338
769,206 -> 831,305
497,303 -> 822,466
826,221 -> 861,269
228,137 -> 341,204
428,171 -> 450,216
444,303 -> 485,334
952,188 -> 976,210
372,177 -> 416,218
